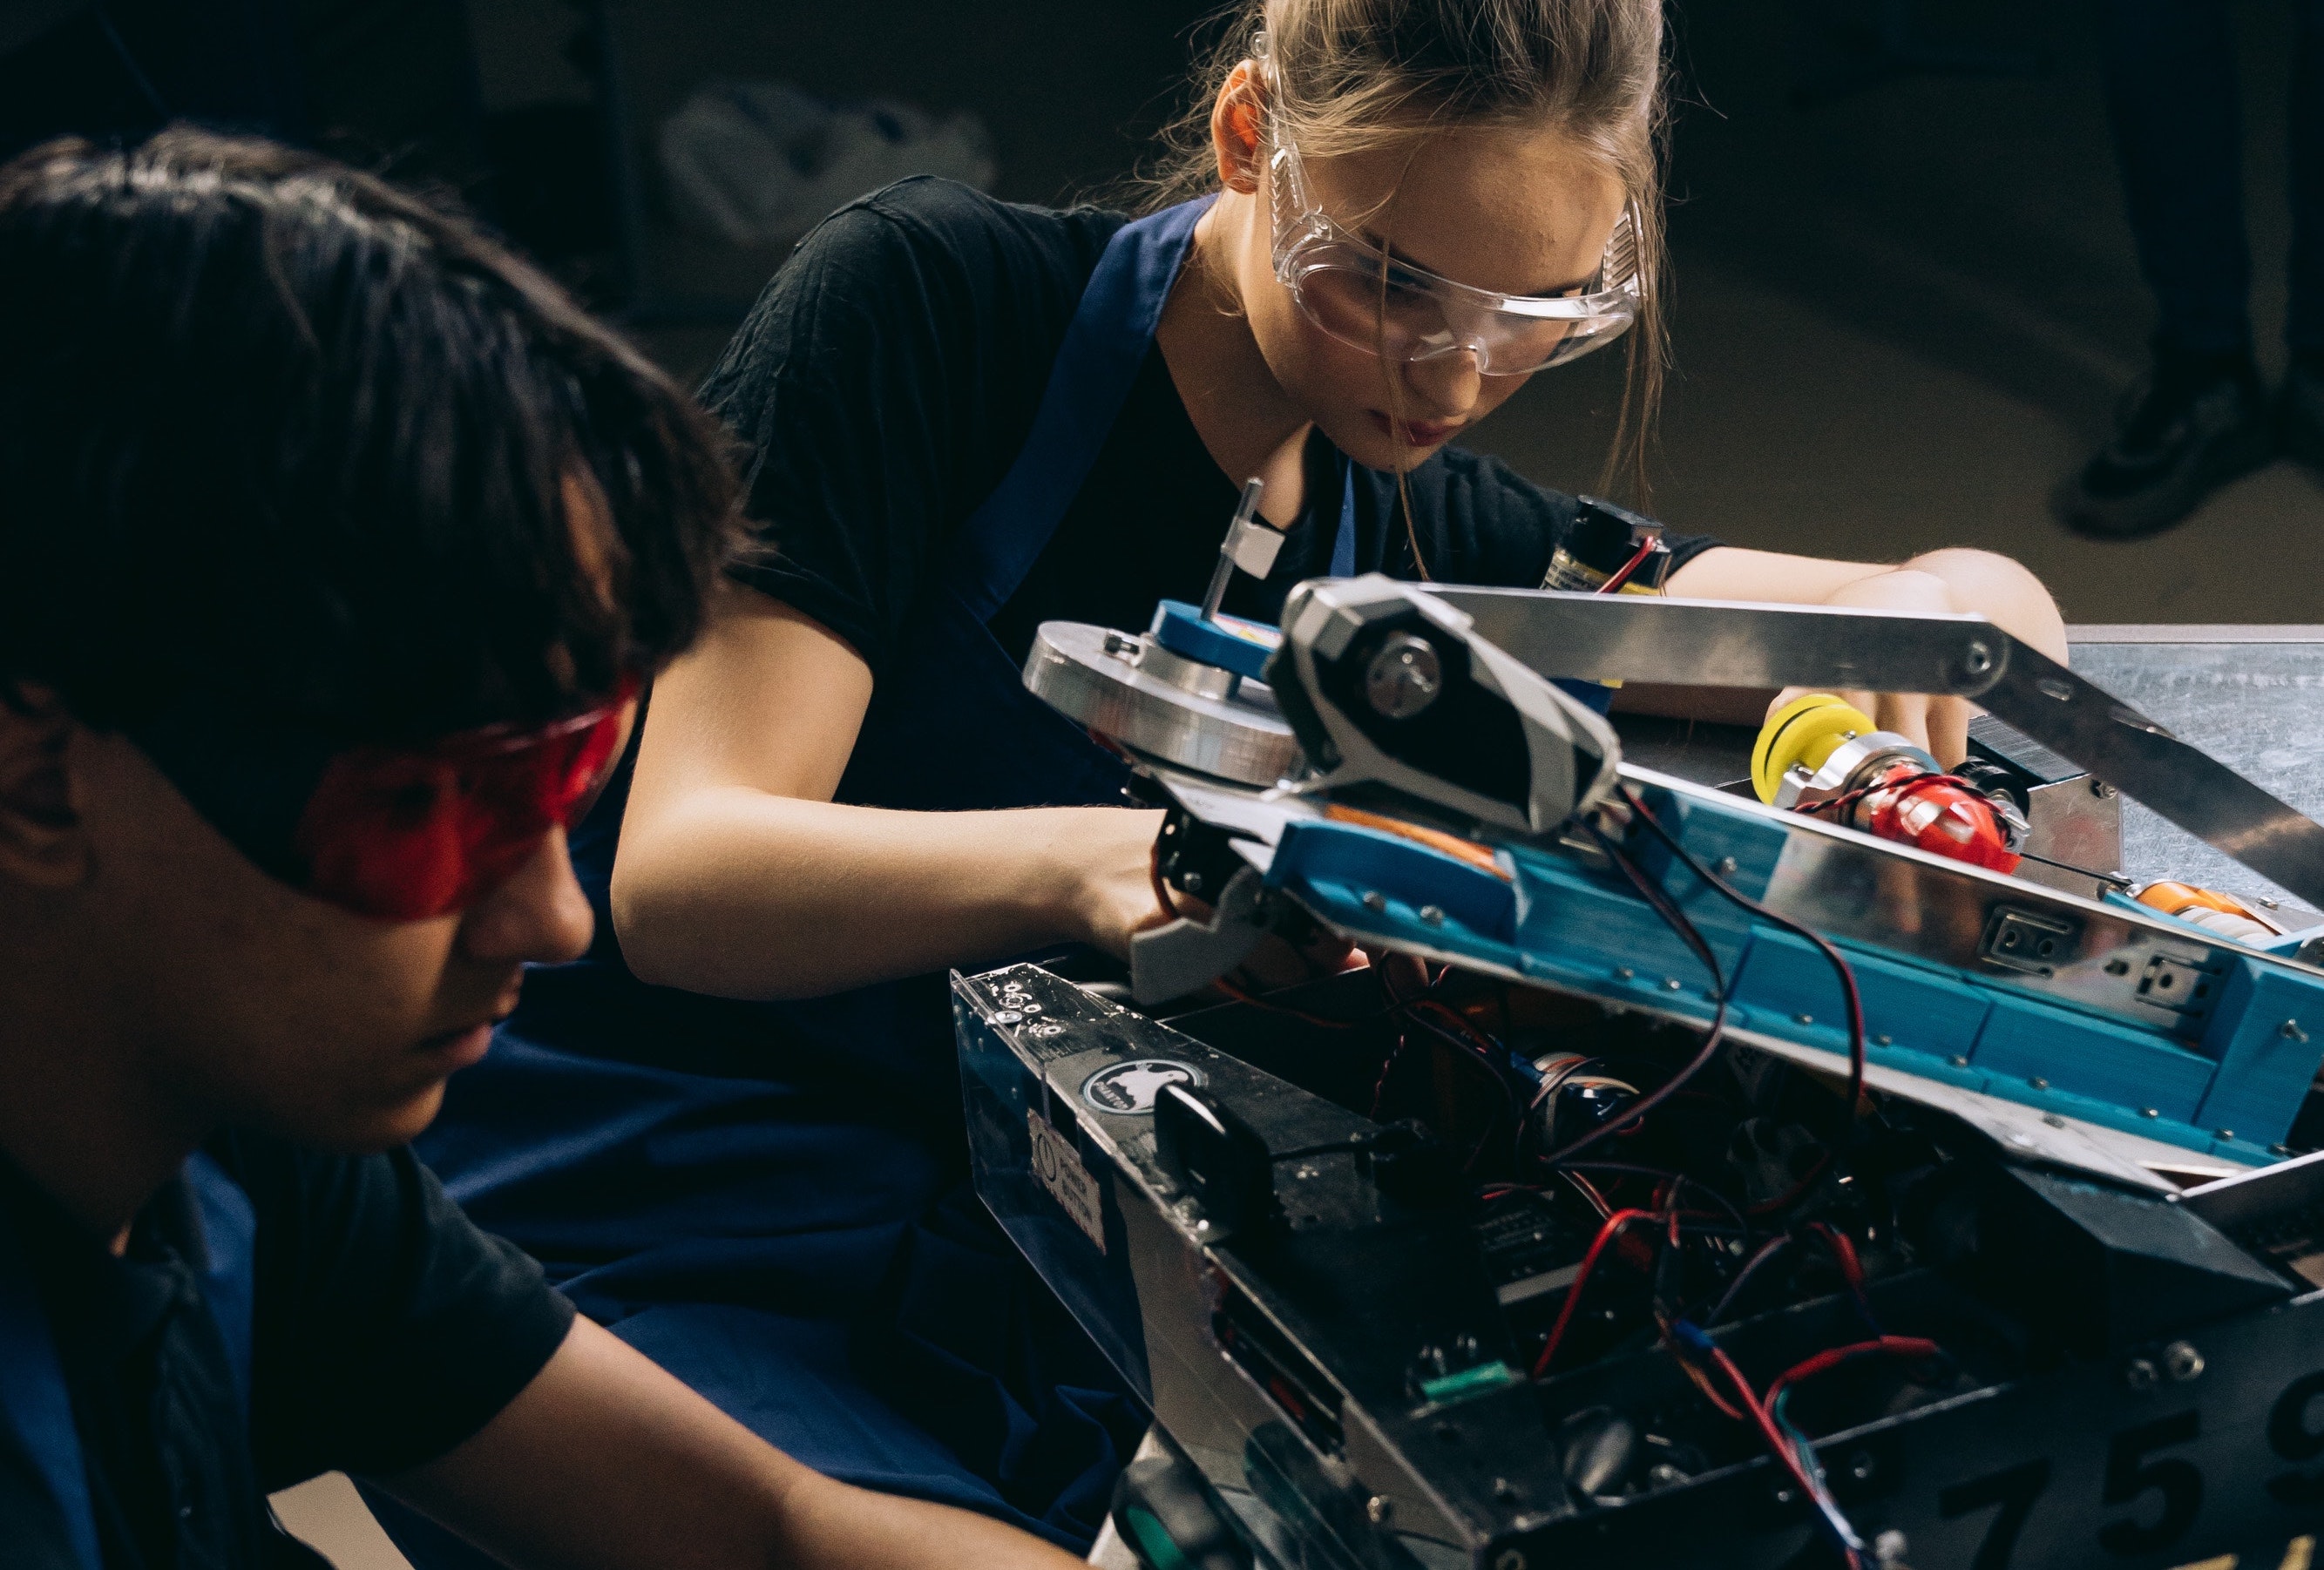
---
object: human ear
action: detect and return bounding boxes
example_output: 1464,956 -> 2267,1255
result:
0,687 -> 91,890
1211,60 -> 1265,195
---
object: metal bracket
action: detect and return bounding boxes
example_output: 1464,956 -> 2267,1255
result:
1129,865 -> 1270,1005
1411,585 -> 2324,909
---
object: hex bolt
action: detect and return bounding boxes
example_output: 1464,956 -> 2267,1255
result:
1365,1496 -> 1394,1526
2090,779 -> 2117,799
1419,904 -> 1447,926
2163,1341 -> 2205,1383
1181,871 -> 1205,896
2124,1357 -> 2161,1392
1102,630 -> 1139,659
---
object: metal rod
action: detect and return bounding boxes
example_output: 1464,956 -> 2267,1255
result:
1201,477 -> 1267,622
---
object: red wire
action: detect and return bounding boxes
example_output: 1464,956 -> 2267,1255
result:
1531,1208 -> 1656,1377
1597,538 -> 1658,594
1705,1345 -> 1847,1550
1765,1336 -> 1941,1413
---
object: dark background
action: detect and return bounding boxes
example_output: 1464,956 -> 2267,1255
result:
5,0 -> 2321,626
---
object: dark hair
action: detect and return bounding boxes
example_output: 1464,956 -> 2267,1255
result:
0,128 -> 740,740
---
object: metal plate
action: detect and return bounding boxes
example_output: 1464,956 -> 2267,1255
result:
2070,633 -> 2324,911
1023,621 -> 1303,787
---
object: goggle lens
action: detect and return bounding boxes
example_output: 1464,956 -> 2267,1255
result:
1288,260 -> 1610,375
294,689 -> 631,921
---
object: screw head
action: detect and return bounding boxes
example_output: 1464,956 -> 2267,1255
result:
1366,1495 -> 1395,1526
2141,1106 -> 2160,1119
2029,1076 -> 2050,1091
2217,1129 -> 2237,1141
1795,1013 -> 1815,1025
1494,1553 -> 1528,1570
1364,633 -> 1443,719
1948,1054 -> 1970,1067
993,1011 -> 1022,1025
1847,1451 -> 1876,1483
1717,856 -> 1740,876
1663,977 -> 1684,991
1418,903 -> 1447,926
2163,1341 -> 2205,1383
1614,966 -> 1635,980
1181,870 -> 1204,896
1962,640 -> 1995,677
1875,1034 -> 1894,1047
1361,890 -> 1387,912
2124,1357 -> 2161,1392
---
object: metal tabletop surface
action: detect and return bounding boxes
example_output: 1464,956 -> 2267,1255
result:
1612,625 -> 2324,911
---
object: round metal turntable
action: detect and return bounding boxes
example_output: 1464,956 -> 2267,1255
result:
1024,620 -> 1304,787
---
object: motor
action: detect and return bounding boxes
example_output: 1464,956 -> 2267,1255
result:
1751,694 -> 2023,875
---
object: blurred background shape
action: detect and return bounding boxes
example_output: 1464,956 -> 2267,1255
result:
0,0 -> 2316,619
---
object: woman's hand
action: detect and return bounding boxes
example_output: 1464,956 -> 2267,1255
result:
1667,545 -> 2068,768
1064,807 -> 1358,991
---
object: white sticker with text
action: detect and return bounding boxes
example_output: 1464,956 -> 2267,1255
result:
1027,1108 -> 1106,1254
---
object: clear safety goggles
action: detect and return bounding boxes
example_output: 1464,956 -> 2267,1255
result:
1255,35 -> 1643,376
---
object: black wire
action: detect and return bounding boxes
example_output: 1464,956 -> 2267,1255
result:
1537,824 -> 1732,1167
1617,784 -> 1867,1201
1563,1162 -> 1751,1238
94,6 -> 171,120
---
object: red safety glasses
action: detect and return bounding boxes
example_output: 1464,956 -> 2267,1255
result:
132,680 -> 635,923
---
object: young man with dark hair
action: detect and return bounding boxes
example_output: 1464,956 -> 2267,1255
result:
0,128 -> 1082,1570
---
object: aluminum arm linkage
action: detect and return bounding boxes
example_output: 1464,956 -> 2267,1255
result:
1415,585 -> 2324,909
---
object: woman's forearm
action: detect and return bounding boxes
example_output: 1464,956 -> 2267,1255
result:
611,793 -> 1158,1000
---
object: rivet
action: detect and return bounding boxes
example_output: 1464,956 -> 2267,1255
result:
1794,1013 -> 1815,1025
2141,1106 -> 2160,1119
2162,1341 -> 2205,1382
1847,1452 -> 1876,1483
1663,978 -> 1684,991
1948,1054 -> 1970,1067
2029,1076 -> 2050,1090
